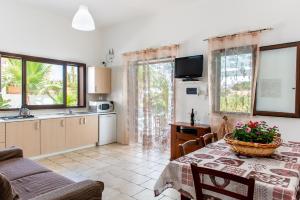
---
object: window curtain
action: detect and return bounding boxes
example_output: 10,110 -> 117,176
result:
122,45 -> 179,148
208,32 -> 261,138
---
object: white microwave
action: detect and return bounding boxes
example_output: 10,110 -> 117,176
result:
89,101 -> 114,113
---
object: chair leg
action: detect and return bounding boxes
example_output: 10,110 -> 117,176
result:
181,194 -> 191,200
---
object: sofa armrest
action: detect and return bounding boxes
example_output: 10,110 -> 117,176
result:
30,180 -> 104,200
0,147 -> 23,161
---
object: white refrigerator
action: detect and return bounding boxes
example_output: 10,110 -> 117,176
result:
98,113 -> 117,145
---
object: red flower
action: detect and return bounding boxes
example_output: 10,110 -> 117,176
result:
248,121 -> 258,129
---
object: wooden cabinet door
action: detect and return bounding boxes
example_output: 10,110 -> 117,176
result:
66,117 -> 82,148
95,67 -> 111,94
41,118 -> 66,154
0,123 -> 5,144
81,115 -> 98,145
88,67 -> 111,94
66,115 -> 98,149
6,120 -> 41,157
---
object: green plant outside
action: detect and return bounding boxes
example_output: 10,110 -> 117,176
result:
232,81 -> 251,91
26,61 -> 63,104
220,80 -> 251,113
220,95 -> 251,113
137,64 -> 172,116
53,67 -> 78,107
0,95 -> 10,109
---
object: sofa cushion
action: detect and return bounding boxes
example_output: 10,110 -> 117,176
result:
0,158 -> 50,181
0,173 -> 19,200
11,171 -> 74,200
0,147 -> 23,162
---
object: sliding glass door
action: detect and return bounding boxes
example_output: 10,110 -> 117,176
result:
132,59 -> 174,150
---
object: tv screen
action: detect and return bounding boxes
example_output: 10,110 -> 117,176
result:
175,55 -> 203,78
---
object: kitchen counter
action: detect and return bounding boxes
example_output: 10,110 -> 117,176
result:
1,112 -> 100,157
0,112 -> 99,123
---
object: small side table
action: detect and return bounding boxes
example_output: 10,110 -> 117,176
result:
170,122 -> 211,160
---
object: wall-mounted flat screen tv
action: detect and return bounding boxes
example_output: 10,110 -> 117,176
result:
175,55 -> 203,79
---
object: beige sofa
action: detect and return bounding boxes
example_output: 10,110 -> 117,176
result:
0,147 -> 104,200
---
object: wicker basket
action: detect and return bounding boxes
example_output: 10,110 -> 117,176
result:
224,133 -> 282,157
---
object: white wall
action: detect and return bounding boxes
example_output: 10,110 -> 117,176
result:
100,0 -> 300,142
0,0 -> 103,114
0,0 -> 102,66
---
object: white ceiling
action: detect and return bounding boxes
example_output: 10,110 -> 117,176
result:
21,0 -> 190,28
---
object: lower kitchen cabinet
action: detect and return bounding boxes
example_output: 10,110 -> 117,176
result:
6,120 -> 41,157
66,117 -> 82,148
41,118 -> 66,154
66,115 -> 98,148
0,123 -> 5,147
3,114 -> 98,156
82,115 -> 98,145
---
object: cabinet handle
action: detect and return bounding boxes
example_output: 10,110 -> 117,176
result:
35,121 -> 40,130
79,118 -> 82,125
83,117 -> 86,125
61,120 -> 64,127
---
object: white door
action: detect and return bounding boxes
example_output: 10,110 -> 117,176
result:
99,114 -> 117,145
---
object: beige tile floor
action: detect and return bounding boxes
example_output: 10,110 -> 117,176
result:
36,143 -> 180,200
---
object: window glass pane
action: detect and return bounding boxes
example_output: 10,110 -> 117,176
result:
78,66 -> 85,107
256,47 -> 297,113
1,57 -> 22,109
67,65 -> 78,107
26,61 -> 63,105
215,46 -> 253,113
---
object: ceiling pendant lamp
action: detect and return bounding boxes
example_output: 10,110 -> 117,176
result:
72,5 -> 95,31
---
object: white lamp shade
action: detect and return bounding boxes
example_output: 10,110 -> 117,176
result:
72,5 -> 95,31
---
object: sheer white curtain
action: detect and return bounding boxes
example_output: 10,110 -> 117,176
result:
208,32 -> 262,137
122,45 -> 179,149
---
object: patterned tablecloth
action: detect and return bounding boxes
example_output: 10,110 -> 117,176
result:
154,139 -> 300,200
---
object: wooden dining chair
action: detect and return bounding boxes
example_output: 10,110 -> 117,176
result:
191,163 -> 255,200
200,133 -> 218,146
179,139 -> 204,157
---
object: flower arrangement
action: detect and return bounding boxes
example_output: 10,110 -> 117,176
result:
233,121 -> 279,144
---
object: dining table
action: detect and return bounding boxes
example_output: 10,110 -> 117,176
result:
154,139 -> 300,200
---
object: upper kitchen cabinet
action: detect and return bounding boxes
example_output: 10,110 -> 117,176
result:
88,67 -> 111,94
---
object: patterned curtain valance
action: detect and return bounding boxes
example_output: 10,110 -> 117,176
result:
122,44 -> 179,62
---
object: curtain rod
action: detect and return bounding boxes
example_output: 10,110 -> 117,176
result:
203,28 -> 273,41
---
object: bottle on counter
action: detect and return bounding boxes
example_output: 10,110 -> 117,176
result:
191,108 -> 195,126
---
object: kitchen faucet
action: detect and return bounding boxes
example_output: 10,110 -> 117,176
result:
19,105 -> 30,117
68,109 -> 73,115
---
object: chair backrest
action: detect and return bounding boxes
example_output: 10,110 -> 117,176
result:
201,133 -> 218,146
191,163 -> 255,200
179,139 -> 204,157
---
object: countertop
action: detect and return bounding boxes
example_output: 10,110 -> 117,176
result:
0,112 -> 101,123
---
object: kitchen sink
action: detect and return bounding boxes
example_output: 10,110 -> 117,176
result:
73,111 -> 95,114
0,115 -> 35,120
56,113 -> 74,116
